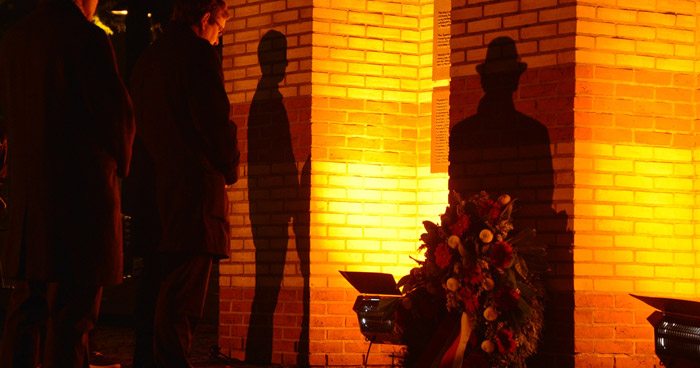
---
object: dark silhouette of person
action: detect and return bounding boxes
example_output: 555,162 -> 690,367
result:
124,0 -> 239,366
246,30 -> 311,367
0,0 -> 135,366
449,37 -> 573,366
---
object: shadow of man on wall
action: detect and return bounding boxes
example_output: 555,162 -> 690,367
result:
246,30 -> 311,367
449,37 -> 574,366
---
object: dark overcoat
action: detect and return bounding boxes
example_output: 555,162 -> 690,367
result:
127,23 -> 238,259
0,0 -> 135,285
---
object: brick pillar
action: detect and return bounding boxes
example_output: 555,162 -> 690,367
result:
450,0 -> 576,365
220,0 -> 314,364
451,0 -> 699,366
569,1 -> 699,367
220,0 -> 446,366
219,0 -> 699,366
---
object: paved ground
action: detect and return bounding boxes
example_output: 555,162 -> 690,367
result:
92,314 -> 259,368
0,280 -> 278,368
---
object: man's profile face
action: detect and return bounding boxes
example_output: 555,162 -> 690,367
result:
201,12 -> 226,46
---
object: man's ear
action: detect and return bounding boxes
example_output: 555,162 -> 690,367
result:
200,12 -> 211,28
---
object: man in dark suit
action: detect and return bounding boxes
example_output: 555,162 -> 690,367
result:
125,0 -> 239,366
0,0 -> 135,366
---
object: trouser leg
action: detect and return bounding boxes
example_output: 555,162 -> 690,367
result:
0,280 -> 47,368
133,254 -> 159,368
42,282 -> 102,368
153,255 -> 212,368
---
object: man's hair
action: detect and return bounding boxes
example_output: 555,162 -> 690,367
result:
171,0 -> 229,27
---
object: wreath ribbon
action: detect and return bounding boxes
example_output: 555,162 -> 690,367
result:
439,312 -> 472,368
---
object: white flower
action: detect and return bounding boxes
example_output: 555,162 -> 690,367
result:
446,277 -> 460,291
498,194 -> 511,206
481,340 -> 495,353
483,278 -> 495,291
479,229 -> 494,244
447,235 -> 461,249
484,306 -> 498,321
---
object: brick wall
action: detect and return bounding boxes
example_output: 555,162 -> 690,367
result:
571,1 -> 698,366
220,0 -> 314,364
219,0 -> 700,366
220,0 -> 448,366
449,0 -> 576,365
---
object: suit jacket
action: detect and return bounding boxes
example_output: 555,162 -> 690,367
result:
127,23 -> 238,259
0,0 -> 135,285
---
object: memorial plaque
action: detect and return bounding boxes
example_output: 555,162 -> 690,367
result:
431,86 -> 450,173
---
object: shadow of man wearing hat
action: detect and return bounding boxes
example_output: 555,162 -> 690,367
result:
449,37 -> 574,366
449,37 -> 550,167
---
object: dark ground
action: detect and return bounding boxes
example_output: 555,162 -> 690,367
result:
0,273 -> 279,368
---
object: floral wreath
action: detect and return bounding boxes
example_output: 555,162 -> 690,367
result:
396,191 -> 547,367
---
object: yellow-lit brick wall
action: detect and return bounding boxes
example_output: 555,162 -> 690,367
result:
571,1 -> 699,366
309,1 -> 447,365
219,0 -> 700,366
449,0 -> 576,365
220,0 -> 314,364
220,0 -> 447,366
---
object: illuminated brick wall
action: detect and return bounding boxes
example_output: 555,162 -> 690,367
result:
450,0 -> 699,366
219,0 -> 700,366
220,0 -> 314,363
450,0 -> 576,365
570,1 -> 699,366
220,0 -> 447,365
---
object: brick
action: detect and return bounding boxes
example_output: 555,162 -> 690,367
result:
594,310 -> 634,324
656,265 -> 693,279
596,8 -> 636,22
576,325 -> 614,339
467,17 -> 502,33
521,24 -> 558,40
657,28 -> 694,43
656,59 -> 694,72
615,204 -> 653,219
616,264 -> 653,277
503,12 -> 538,28
595,340 -> 634,354
596,37 -> 635,52
576,234 -> 614,248
521,0 -> 557,10
595,219 -> 633,232
593,279 -> 634,293
577,21 -> 616,36
575,264 -> 614,277
540,5 -> 576,22
484,1 -> 517,16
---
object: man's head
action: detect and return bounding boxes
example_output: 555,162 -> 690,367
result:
172,0 -> 229,45
257,30 -> 288,81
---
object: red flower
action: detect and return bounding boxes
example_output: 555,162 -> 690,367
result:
489,241 -> 513,269
435,242 -> 452,269
494,287 -> 520,312
449,214 -> 471,237
495,328 -> 516,354
478,199 -> 501,224
463,264 -> 484,287
457,287 -> 480,314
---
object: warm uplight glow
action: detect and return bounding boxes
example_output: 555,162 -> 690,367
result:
110,10 -> 151,17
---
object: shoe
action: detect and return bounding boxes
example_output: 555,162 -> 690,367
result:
89,351 -> 121,368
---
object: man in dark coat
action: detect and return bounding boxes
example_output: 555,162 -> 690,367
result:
125,0 -> 239,366
0,0 -> 135,366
